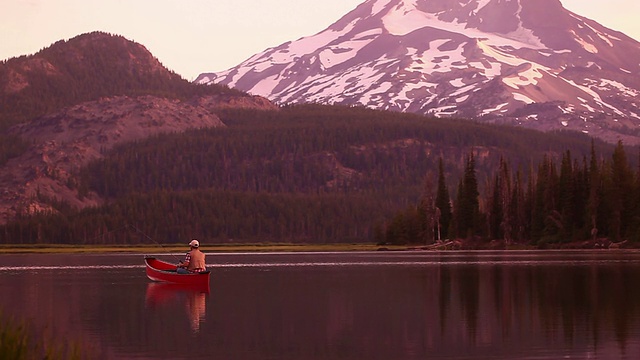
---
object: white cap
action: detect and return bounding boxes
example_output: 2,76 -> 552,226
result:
189,239 -> 199,248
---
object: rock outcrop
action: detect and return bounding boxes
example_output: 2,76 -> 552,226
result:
0,95 -> 233,224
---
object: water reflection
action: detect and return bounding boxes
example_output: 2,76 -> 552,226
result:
204,260 -> 640,359
1,252 -> 640,359
145,282 -> 210,333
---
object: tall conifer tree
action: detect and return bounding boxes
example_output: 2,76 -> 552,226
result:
586,140 -> 602,241
609,141 -> 633,241
419,173 -> 436,244
558,150 -> 574,241
455,153 -> 480,238
435,158 -> 452,240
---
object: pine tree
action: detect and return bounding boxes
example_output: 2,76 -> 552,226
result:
531,155 -> 558,243
454,152 -> 480,239
488,173 -> 503,240
630,148 -> 640,241
435,158 -> 452,240
558,150 -> 574,241
510,168 -> 527,243
609,141 -> 633,241
418,173 -> 437,244
498,158 -> 512,243
586,140 -> 602,241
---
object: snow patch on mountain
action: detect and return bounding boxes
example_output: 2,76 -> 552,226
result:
476,0 -> 491,13
197,0 -> 640,144
382,0 -> 544,49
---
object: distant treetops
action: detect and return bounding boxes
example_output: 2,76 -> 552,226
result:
381,141 -> 640,247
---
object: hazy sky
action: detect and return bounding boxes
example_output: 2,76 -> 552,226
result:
1,0 -> 639,80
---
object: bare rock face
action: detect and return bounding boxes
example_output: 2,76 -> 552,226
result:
11,95 -> 225,146
189,94 -> 278,112
0,95 -> 226,224
198,0 -> 640,144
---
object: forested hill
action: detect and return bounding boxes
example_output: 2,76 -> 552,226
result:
0,104 -> 616,245
0,31 -> 243,130
0,31 -> 275,227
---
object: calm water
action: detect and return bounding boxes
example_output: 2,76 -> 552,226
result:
1,250 -> 640,359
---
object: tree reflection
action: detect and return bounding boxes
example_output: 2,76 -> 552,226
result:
23,254 -> 639,359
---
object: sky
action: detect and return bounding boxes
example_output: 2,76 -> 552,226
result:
1,0 -> 639,81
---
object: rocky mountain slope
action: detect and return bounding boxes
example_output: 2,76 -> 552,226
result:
197,0 -> 640,144
0,33 -> 276,224
0,95 -> 226,223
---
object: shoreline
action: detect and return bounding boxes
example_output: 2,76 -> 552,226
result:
1,238 -> 638,254
0,243 -> 390,254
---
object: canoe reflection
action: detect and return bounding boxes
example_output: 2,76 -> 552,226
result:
145,282 -> 209,332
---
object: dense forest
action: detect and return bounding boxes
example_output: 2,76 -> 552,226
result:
382,141 -> 640,247
0,105 -> 619,245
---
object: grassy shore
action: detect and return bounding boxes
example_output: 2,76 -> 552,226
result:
0,243 -> 401,254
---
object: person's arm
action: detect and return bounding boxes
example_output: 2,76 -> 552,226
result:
178,253 -> 191,268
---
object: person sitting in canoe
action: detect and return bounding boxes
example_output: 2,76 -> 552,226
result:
176,239 -> 206,273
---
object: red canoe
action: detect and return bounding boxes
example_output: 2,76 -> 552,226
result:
144,257 -> 211,287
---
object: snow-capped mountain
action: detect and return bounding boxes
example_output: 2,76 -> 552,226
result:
197,0 -> 640,143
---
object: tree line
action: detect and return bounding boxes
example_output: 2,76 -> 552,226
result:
0,105 -> 620,245
79,106 -> 607,199
382,141 -> 640,247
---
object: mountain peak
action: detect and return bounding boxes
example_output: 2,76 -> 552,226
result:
41,31 -> 172,78
0,32 -> 254,128
197,0 -> 640,144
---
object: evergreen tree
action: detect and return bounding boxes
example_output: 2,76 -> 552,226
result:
454,153 -> 480,239
586,140 -> 602,241
531,155 -> 559,243
558,150 -> 575,241
498,158 -> 512,243
418,173 -> 437,244
435,158 -> 452,240
572,157 -> 589,238
488,172 -> 503,240
510,169 -> 527,243
609,141 -> 633,241
630,149 -> 640,241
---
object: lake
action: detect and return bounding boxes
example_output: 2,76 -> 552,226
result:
1,250 -> 640,359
